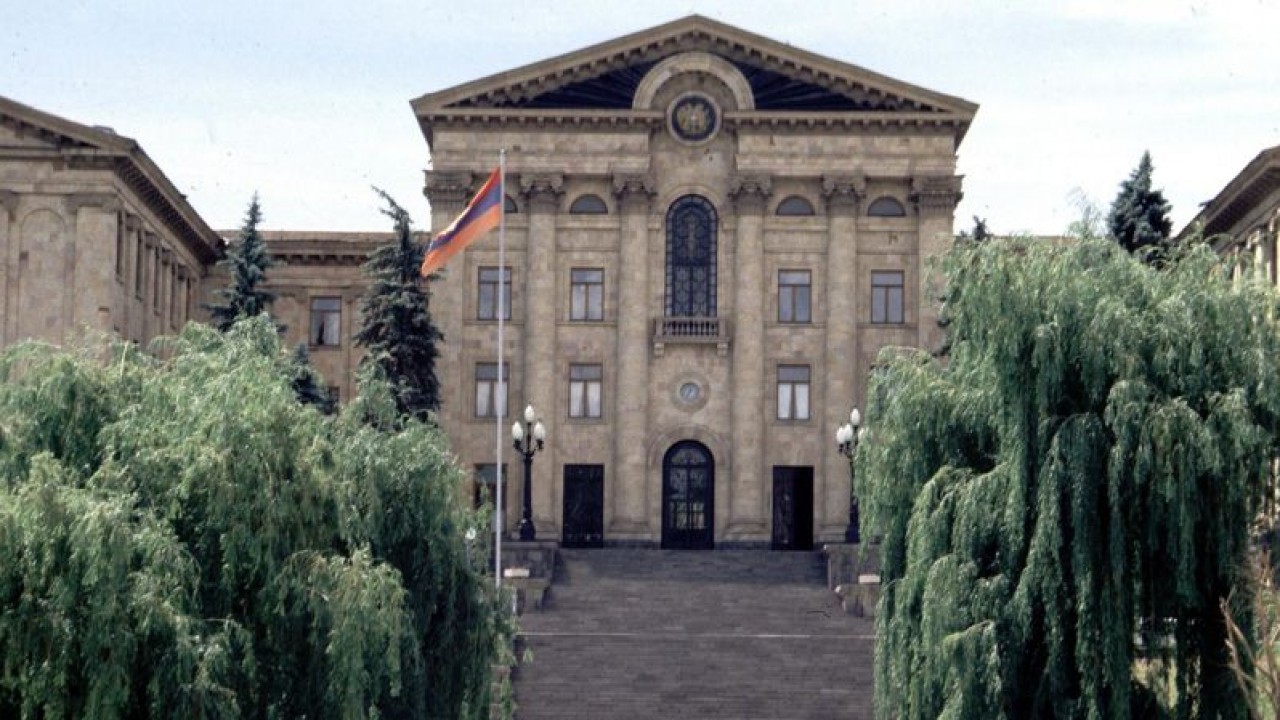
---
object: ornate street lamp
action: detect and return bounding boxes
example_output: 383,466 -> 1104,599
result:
511,404 -> 546,541
835,407 -> 862,544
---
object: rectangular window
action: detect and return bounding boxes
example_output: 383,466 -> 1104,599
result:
477,267 -> 512,321
778,270 -> 811,323
115,213 -> 125,280
152,248 -> 161,314
134,237 -> 145,297
310,297 -> 343,347
169,266 -> 179,327
474,464 -> 509,522
570,268 -> 604,321
776,365 -> 811,421
568,363 -> 603,418
475,362 -> 509,418
871,270 -> 905,324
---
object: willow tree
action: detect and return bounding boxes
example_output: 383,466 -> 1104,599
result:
0,317 -> 507,720
862,238 -> 1280,719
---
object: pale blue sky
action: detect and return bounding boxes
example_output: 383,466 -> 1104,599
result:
5,0 -> 1278,235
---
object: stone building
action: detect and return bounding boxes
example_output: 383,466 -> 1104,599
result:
0,96 -> 221,349
413,16 -> 977,548
1185,145 -> 1280,283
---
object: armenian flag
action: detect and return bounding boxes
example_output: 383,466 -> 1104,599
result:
420,167 -> 502,277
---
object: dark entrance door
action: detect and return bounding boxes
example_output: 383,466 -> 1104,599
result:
562,464 -> 604,548
772,466 -> 814,551
662,441 -> 714,549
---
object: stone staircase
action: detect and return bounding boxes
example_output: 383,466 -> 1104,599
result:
511,548 -> 875,720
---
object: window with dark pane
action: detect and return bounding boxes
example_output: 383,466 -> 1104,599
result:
477,266 -> 512,321
775,195 -> 815,216
569,194 -> 608,215
871,270 -> 905,324
504,195 -> 519,214
475,362 -> 508,418
569,363 -> 603,418
776,365 -> 811,420
570,268 -> 604,321
310,297 -> 342,346
867,196 -> 907,217
664,195 -> 717,317
778,270 -> 811,323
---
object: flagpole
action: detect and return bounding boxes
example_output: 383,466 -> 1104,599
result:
495,149 -> 506,590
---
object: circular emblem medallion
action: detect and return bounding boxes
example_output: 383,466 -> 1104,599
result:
679,382 -> 701,403
669,94 -> 718,143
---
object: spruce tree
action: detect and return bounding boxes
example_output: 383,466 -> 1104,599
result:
863,238 -> 1280,718
1107,151 -> 1174,255
354,191 -> 443,421
206,194 -> 277,331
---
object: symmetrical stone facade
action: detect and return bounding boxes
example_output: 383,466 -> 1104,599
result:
0,96 -> 220,350
413,16 -> 977,547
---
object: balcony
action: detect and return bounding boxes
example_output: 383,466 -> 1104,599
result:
652,317 -> 731,356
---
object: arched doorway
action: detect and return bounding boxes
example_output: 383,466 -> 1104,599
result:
662,441 -> 714,549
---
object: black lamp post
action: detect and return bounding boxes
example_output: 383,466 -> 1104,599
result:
835,407 -> 863,544
511,404 -> 546,541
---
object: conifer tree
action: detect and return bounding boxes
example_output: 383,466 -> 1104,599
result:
0,317 -> 508,719
862,238 -> 1280,718
355,191 -> 443,421
1107,151 -> 1174,255
206,194 -> 277,331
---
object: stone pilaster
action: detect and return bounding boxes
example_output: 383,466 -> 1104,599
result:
0,191 -> 17,347
611,173 -> 655,538
423,170 -> 474,452
520,173 -> 563,538
67,193 -> 121,338
727,174 -> 771,538
911,175 -> 963,355
820,175 -> 865,540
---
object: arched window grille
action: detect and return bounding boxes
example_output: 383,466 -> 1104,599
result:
569,194 -> 609,214
775,195 -> 816,216
665,195 -> 717,317
867,196 -> 907,217
504,195 -> 519,214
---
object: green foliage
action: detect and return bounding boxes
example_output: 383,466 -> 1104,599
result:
0,317 -> 509,719
1108,151 -> 1174,256
289,343 -> 336,414
354,191 -> 443,422
863,238 -> 1280,719
957,216 -> 992,244
206,195 -> 278,332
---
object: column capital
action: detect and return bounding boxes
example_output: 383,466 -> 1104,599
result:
521,173 -> 565,212
822,175 -> 866,215
729,175 -> 773,215
423,170 -> 474,208
611,174 -> 656,212
911,175 -> 964,216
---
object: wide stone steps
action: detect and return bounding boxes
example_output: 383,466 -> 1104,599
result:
511,548 -> 875,720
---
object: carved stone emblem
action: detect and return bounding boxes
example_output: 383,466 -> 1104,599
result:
670,95 -> 718,143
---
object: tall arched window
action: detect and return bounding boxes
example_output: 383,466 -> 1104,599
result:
665,195 -> 718,317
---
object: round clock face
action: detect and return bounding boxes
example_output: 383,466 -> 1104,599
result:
670,95 -> 718,143
679,382 -> 701,403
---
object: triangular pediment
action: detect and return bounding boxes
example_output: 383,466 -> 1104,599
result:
412,15 -> 977,123
0,96 -> 135,153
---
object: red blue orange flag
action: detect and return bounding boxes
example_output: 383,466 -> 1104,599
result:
420,167 -> 502,277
